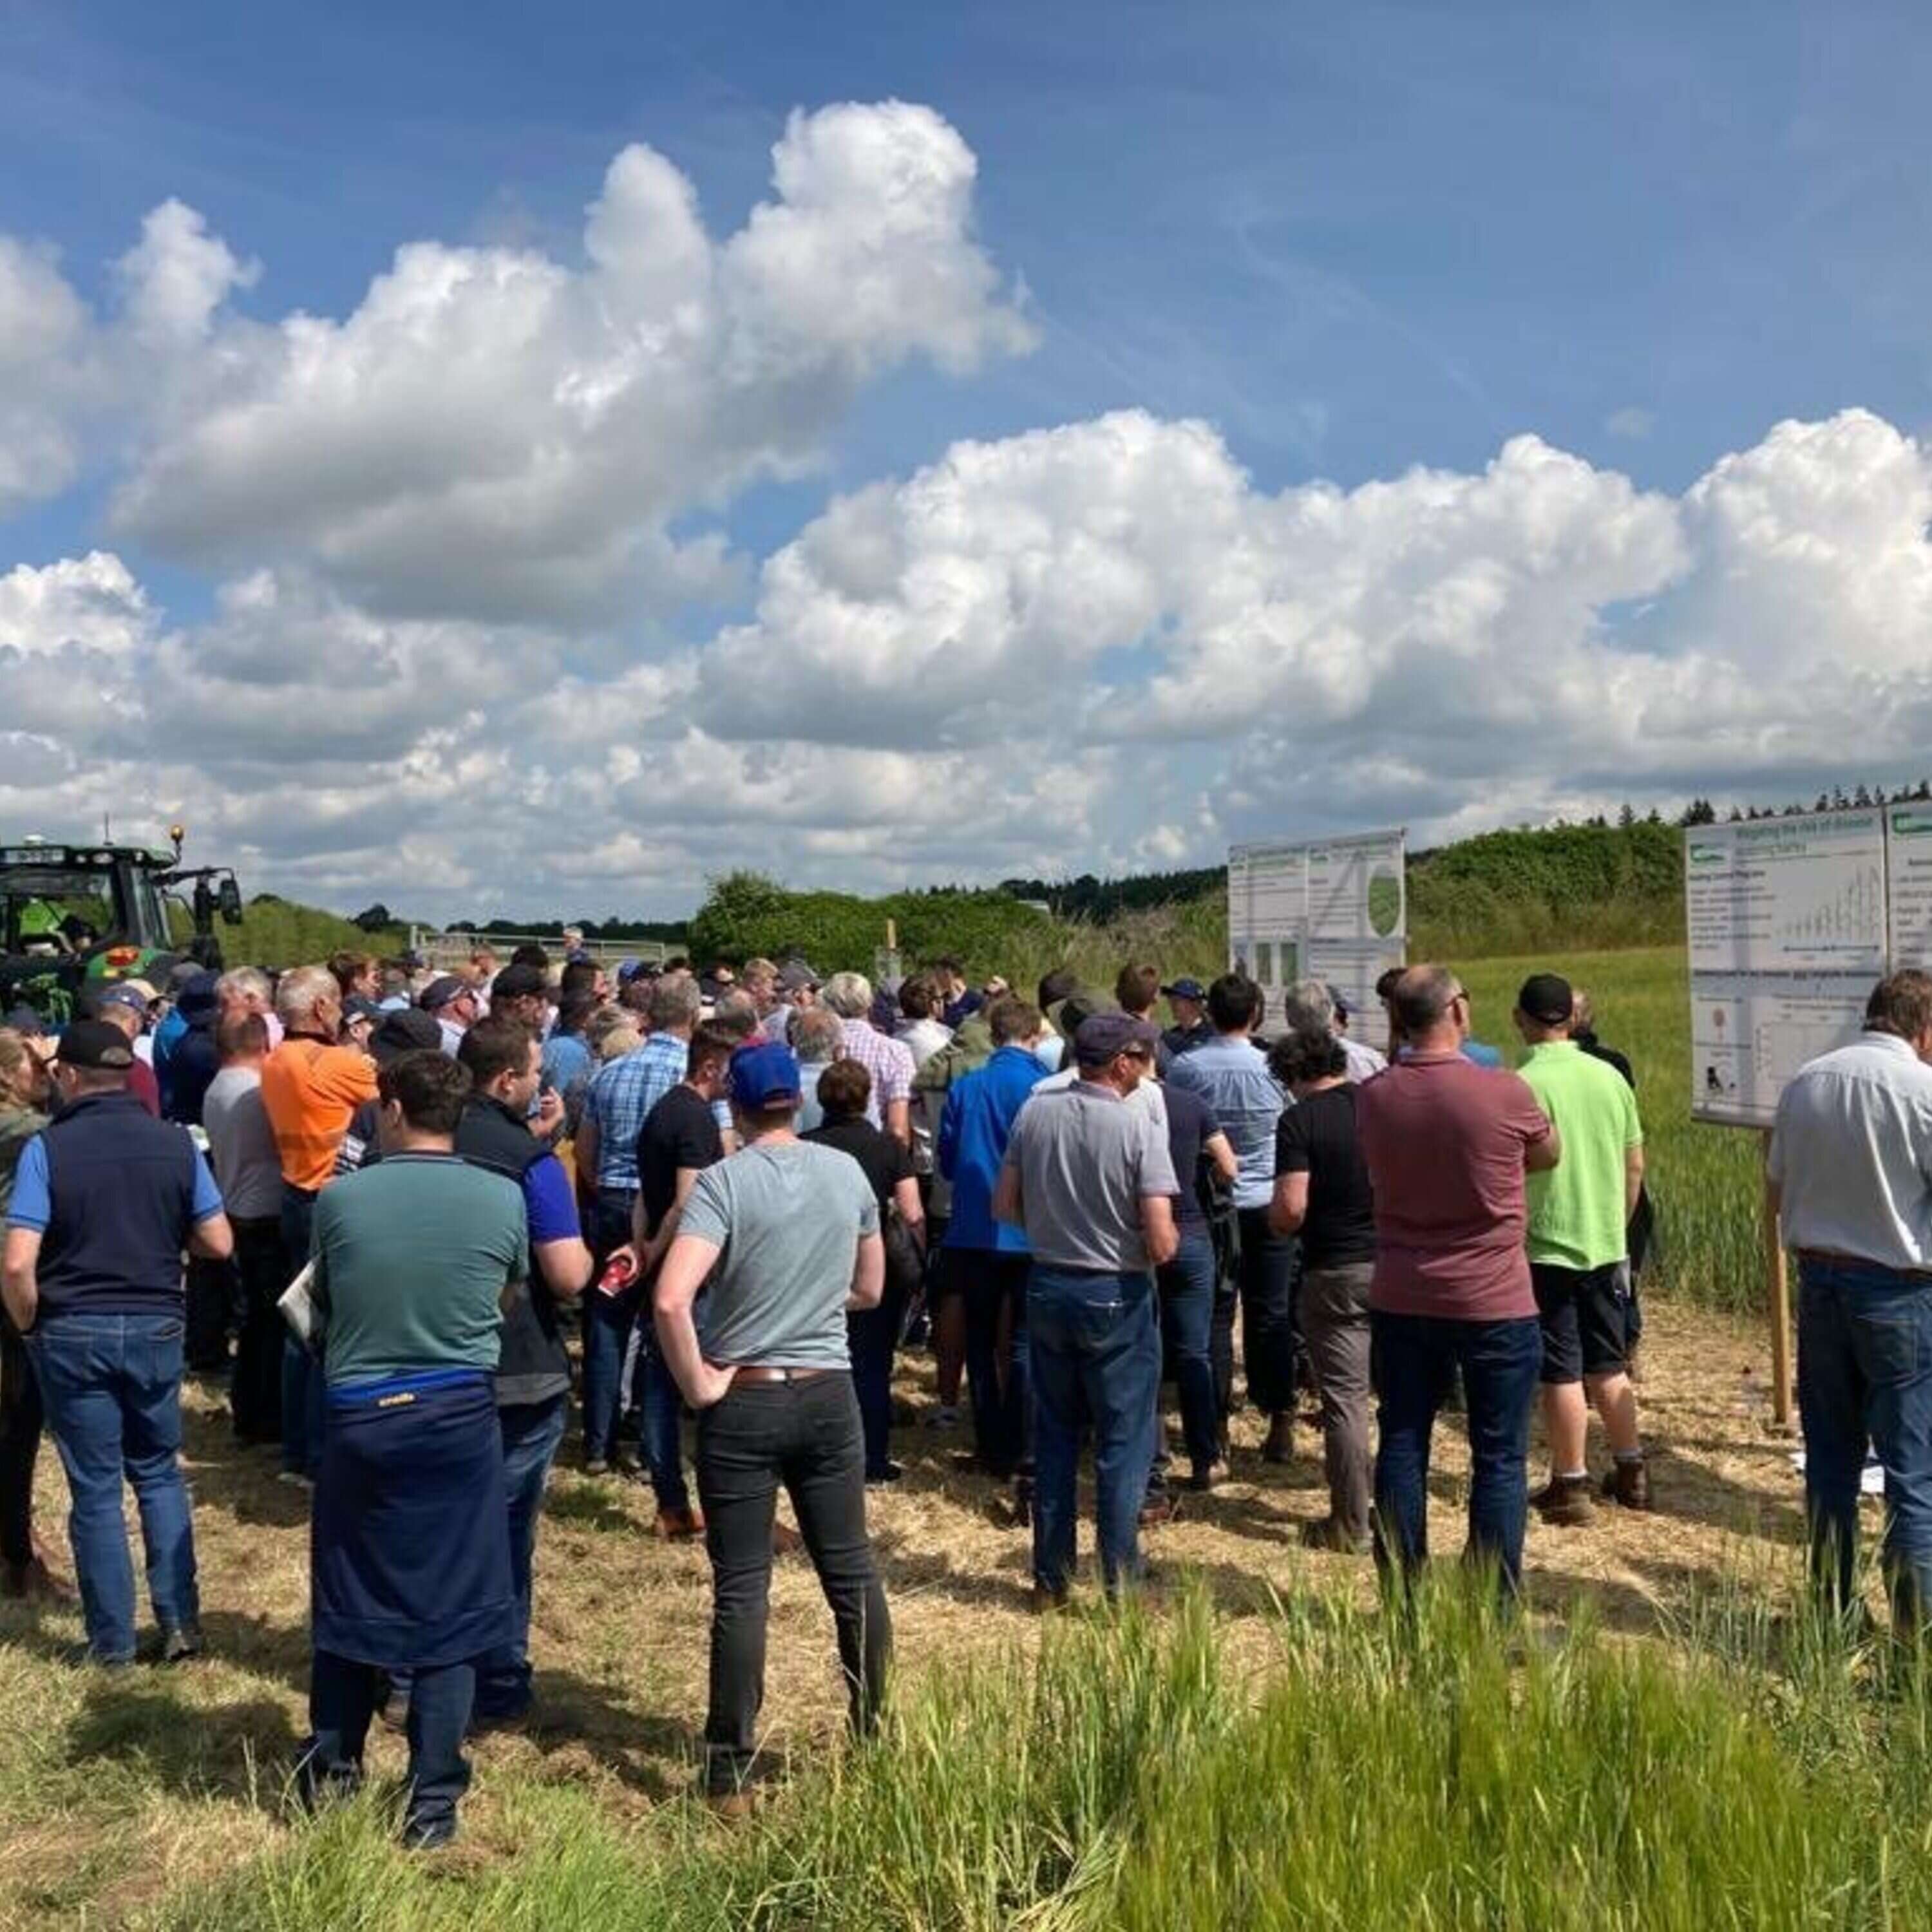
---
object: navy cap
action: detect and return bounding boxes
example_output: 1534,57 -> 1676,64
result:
730,1041 -> 802,1109
371,1007 -> 442,1063
1074,1012 -> 1161,1066
1160,977 -> 1206,1002
418,975 -> 468,1011
492,961 -> 549,1001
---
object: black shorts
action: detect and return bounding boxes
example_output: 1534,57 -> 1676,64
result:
1533,1260 -> 1632,1383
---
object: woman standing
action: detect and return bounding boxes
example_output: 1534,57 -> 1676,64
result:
0,1028 -> 64,1600
804,1058 -> 925,1482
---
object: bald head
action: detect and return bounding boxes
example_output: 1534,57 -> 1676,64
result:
1393,964 -> 1464,1049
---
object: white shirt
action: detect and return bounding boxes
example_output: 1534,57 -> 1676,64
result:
1768,1032 -> 1932,1272
896,1018 -> 954,1071
1340,1036 -> 1387,1084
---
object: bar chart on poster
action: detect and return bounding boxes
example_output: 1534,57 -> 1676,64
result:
1685,810 -> 1887,1127
1227,828 -> 1405,1021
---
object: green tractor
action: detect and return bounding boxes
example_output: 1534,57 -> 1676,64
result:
0,827 -> 245,1027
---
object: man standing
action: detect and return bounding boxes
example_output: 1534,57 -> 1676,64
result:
939,998 -> 1048,1493
419,977 -> 481,1057
575,974 -> 697,1472
995,1014 -> 1179,1604
202,1013 -> 287,1446
1160,978 -> 1213,1061
2,1019 -> 233,1663
820,973 -> 915,1148
299,1050 -> 524,1850
628,1023 -> 737,1538
652,1041 -> 890,1810
260,965 -> 379,1483
1512,974 -> 1649,1525
1769,970 -> 1932,1626
1356,966 -> 1558,1602
1282,979 -> 1387,1084
933,957 -> 983,1032
453,1018 -> 592,1724
1167,974 -> 1294,1461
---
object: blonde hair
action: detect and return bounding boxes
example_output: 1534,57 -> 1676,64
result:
596,1024 -> 642,1061
0,1028 -> 41,1107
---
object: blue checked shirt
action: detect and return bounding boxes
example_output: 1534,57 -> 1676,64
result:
583,1032 -> 688,1191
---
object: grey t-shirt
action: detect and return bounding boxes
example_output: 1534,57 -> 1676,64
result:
681,1139 -> 882,1368
1003,1081 -> 1180,1273
202,1066 -> 284,1221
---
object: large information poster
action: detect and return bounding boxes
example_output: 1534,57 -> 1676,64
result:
1686,810 -> 1886,1126
1228,828 -> 1405,1021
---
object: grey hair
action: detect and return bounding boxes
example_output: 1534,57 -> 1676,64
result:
275,963 -> 337,1026
217,966 -> 272,1008
647,975 -> 703,1032
788,1006 -> 845,1059
819,971 -> 873,1019
1280,978 -> 1337,1035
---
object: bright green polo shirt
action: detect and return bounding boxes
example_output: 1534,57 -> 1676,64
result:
1518,1041 -> 1643,1271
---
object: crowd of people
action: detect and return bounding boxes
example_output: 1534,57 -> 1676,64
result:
5,930 -> 1931,1845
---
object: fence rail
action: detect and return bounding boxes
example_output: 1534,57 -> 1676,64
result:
408,929 -> 674,973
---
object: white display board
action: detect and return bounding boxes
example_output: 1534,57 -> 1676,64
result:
1228,827 -> 1406,1023
1686,809 -> 1886,1126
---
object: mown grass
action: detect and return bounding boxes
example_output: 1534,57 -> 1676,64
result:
136,1582 -> 1932,1932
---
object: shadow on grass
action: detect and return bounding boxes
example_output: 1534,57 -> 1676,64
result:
62,1677 -> 301,1810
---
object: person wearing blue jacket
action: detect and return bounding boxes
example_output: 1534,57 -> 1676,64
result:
938,996 -> 1047,1511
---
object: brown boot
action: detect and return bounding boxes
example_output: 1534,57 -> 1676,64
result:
652,1505 -> 706,1541
1261,1413 -> 1296,1464
1535,1473 -> 1597,1527
1600,1457 -> 1653,1511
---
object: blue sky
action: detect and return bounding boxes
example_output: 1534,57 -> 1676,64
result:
4,3 -> 1931,918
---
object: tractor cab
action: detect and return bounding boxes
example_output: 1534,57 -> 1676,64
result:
0,831 -> 243,1026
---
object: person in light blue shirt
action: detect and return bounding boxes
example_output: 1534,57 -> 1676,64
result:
1168,974 -> 1295,1461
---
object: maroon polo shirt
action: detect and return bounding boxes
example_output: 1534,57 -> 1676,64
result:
1355,1050 -> 1550,1321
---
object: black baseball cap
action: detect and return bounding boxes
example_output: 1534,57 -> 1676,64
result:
492,961 -> 549,1002
1517,973 -> 1575,1026
55,1018 -> 135,1070
371,1007 -> 443,1064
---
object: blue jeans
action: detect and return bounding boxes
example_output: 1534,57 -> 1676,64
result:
1157,1230 -> 1220,1473
1371,1311 -> 1542,1602
302,1649 -> 473,1839
636,1331 -> 692,1511
28,1311 -> 200,1661
581,1189 -> 639,1464
958,1249 -> 1030,1480
1028,1265 -> 1161,1596
1797,1256 -> 1932,1620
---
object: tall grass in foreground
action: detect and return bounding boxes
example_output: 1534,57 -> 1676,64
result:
151,1584 -> 1932,1932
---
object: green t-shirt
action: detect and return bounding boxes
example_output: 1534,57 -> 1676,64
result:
310,1151 -> 526,1386
1519,1041 -> 1643,1270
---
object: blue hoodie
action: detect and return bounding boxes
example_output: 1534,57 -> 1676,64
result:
938,1045 -> 1046,1253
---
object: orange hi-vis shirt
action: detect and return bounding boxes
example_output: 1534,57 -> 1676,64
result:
259,1036 -> 379,1193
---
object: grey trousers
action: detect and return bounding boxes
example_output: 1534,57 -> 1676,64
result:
1301,1262 -> 1375,1541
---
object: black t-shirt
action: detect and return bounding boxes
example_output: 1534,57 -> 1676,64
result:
636,1084 -> 724,1235
803,1112 -> 913,1209
1273,1084 -> 1376,1269
1161,1081 -> 1218,1231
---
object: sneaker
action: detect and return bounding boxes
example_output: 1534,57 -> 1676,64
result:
1534,1473 -> 1597,1528
1139,1490 -> 1177,1526
276,1470 -> 314,1492
1186,1459 -> 1229,1493
925,1405 -> 960,1430
652,1505 -> 707,1540
1261,1414 -> 1296,1464
865,1462 -> 904,1486
1299,1517 -> 1372,1555
1600,1459 -> 1653,1511
582,1456 -> 610,1477
470,1700 -> 533,1736
403,1812 -> 457,1852
158,1622 -> 204,1663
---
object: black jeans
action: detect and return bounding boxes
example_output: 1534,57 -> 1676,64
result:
848,1278 -> 906,1478
1236,1208 -> 1300,1417
0,1320 -> 41,1569
229,1217 -> 287,1444
694,1373 -> 891,1795
959,1249 -> 1031,1479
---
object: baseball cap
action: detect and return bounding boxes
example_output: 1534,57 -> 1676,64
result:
1160,977 -> 1206,1001
418,974 -> 469,1012
776,960 -> 820,996
342,994 -> 383,1028
492,961 -> 548,1002
371,1007 -> 443,1063
729,1041 -> 802,1109
177,971 -> 222,1025
94,983 -> 150,1017
2,1004 -> 46,1035
1517,972 -> 1575,1027
55,1018 -> 135,1070
1074,1012 -> 1160,1066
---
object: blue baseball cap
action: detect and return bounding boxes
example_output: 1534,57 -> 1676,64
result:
729,1041 -> 802,1110
1160,977 -> 1206,1001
